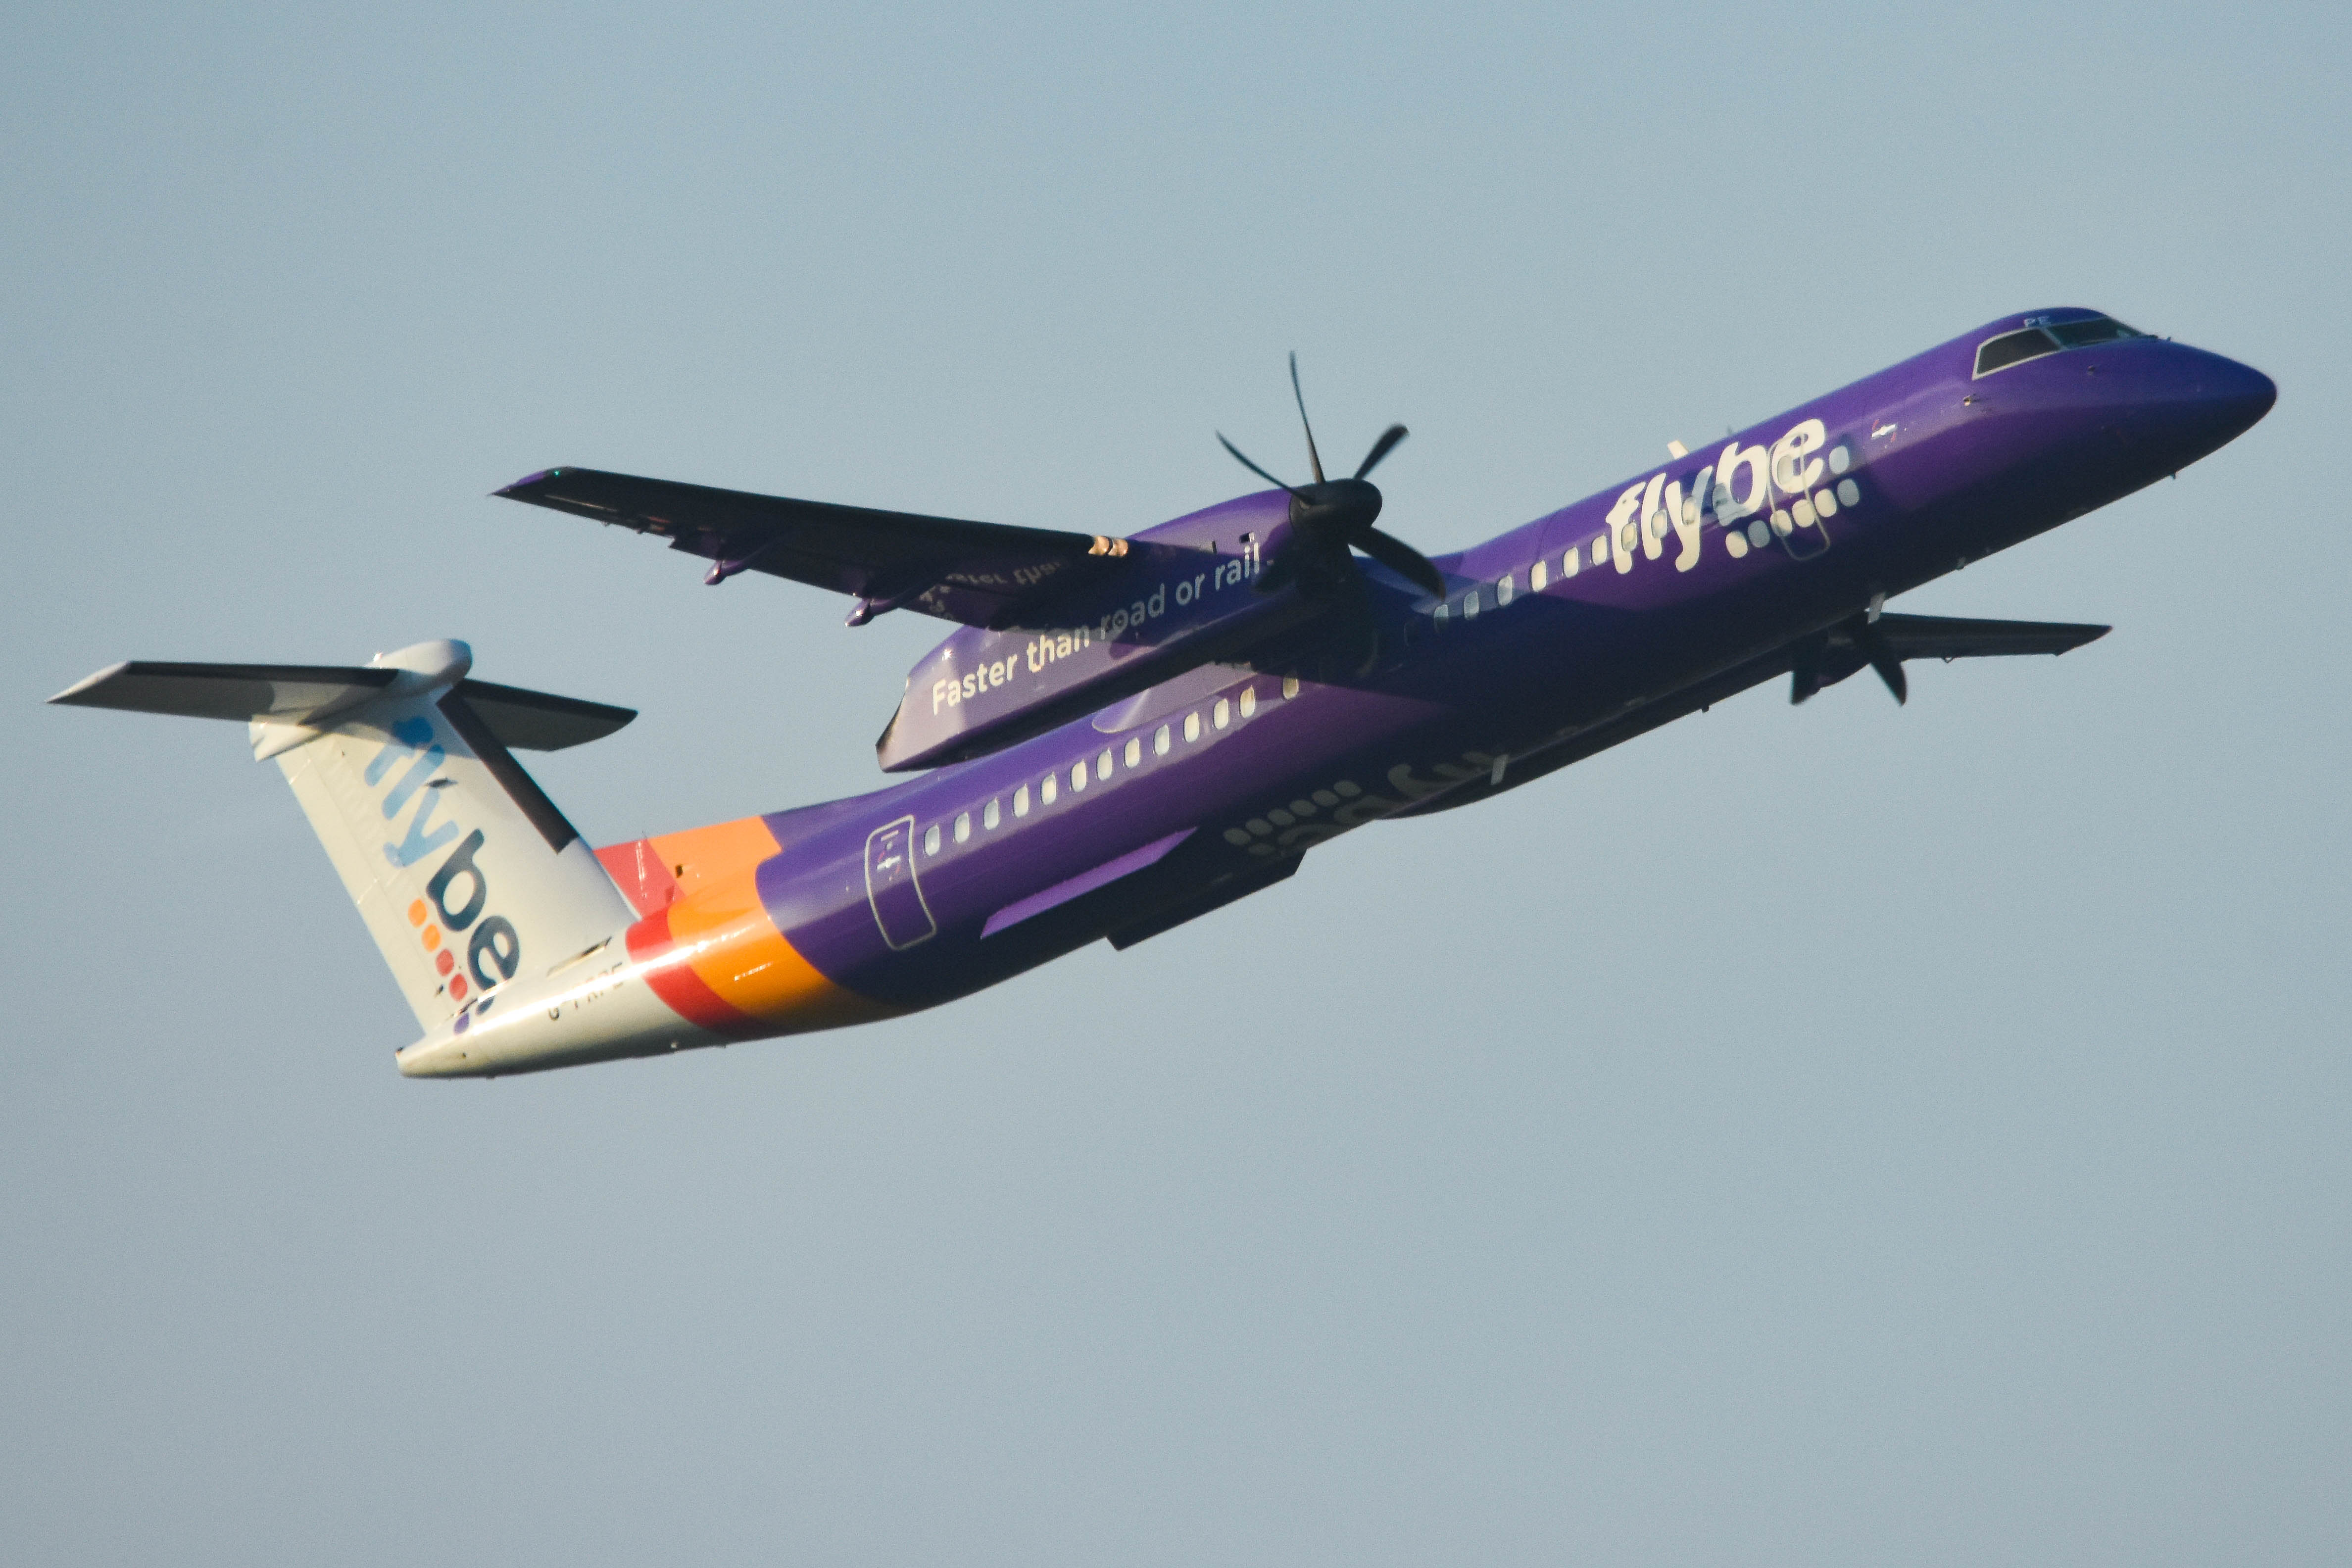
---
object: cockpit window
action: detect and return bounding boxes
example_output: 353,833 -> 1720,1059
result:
2045,315 -> 2143,348
1975,315 -> 2149,377
1974,328 -> 2061,377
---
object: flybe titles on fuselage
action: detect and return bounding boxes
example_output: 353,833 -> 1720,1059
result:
1583,416 -> 1869,578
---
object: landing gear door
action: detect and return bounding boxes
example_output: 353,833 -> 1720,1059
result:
865,815 -> 936,950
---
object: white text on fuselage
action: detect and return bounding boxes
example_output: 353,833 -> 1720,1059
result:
1589,417 -> 1863,577
930,538 -> 1263,715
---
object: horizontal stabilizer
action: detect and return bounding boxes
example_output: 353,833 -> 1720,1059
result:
496,465 -> 1140,629
440,679 -> 637,750
49,661 -> 634,751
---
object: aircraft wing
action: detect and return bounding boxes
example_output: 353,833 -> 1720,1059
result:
495,466 -> 1136,629
1388,611 -> 2112,819
1868,613 -> 2110,660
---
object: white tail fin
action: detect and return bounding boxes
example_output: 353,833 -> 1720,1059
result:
54,640 -> 638,1031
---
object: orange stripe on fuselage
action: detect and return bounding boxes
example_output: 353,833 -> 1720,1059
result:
623,814 -> 898,1035
650,817 -> 794,904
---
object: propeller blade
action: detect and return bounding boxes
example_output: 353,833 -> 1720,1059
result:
1790,637 -> 1824,704
1354,423 -> 1409,480
1354,527 -> 1447,599
1288,352 -> 1326,484
1859,628 -> 1909,705
1217,433 -> 1298,495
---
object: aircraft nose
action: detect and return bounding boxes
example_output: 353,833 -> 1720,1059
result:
2200,354 -> 2277,440
2162,344 -> 2275,438
2115,343 -> 2276,468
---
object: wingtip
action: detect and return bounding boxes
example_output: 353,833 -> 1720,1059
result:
47,662 -> 130,706
492,467 -> 562,498
2056,624 -> 2114,655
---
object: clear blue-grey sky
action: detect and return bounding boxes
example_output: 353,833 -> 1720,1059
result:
5,3 -> 2346,1563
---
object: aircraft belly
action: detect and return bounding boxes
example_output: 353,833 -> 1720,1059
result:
749,683 -> 1450,1010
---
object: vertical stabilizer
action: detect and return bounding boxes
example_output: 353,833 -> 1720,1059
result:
266,643 -> 636,1031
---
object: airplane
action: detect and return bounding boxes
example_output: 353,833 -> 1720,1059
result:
51,308 -> 2273,1078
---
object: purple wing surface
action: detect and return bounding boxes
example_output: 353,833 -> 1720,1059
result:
495,465 -> 1141,630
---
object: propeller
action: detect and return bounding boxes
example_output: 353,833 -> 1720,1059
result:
1858,621 -> 1908,704
1790,613 -> 1908,705
1215,355 -> 1447,600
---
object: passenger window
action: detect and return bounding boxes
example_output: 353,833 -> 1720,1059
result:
1282,675 -> 1300,699
1433,603 -> 1450,631
1240,686 -> 1256,718
1041,774 -> 1058,805
1124,737 -> 1142,768
1497,573 -> 1514,605
954,812 -> 971,844
1154,723 -> 1172,756
1592,539 -> 1608,568
1463,589 -> 1480,620
924,824 -> 942,856
1072,761 -> 1088,791
984,799 -> 1001,830
1014,784 -> 1031,818
1184,711 -> 1202,742
1562,548 -> 1579,578
1213,698 -> 1231,730
1974,327 -> 2059,377
1530,560 -> 1547,590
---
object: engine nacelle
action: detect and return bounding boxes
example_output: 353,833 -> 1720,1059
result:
877,492 -> 1315,770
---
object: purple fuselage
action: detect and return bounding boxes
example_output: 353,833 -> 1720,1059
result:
712,310 -> 2275,1017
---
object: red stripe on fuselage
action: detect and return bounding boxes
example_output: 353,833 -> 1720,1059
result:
624,904 -> 758,1036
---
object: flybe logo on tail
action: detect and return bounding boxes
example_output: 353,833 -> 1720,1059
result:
366,717 -> 522,1007
367,717 -> 457,865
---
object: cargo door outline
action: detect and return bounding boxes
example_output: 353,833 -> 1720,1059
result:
865,815 -> 936,950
